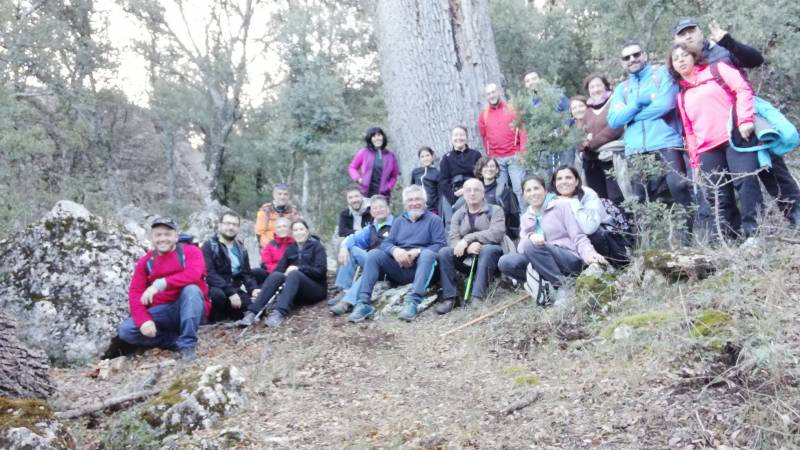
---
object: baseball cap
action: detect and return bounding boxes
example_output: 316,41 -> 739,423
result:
673,18 -> 700,36
151,217 -> 178,230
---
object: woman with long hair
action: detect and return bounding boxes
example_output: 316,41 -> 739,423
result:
474,156 -> 520,240
238,220 -> 327,328
410,146 -> 440,213
669,43 -> 763,240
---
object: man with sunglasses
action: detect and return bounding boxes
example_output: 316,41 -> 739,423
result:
674,18 -> 800,227
608,41 -> 694,223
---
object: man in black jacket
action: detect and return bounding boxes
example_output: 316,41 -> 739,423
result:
674,18 -> 800,226
338,184 -> 373,238
202,212 -> 261,322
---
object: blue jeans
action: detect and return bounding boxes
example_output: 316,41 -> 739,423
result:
356,248 -> 437,305
495,155 -> 527,209
334,246 -> 367,290
498,241 -> 584,288
117,285 -> 205,351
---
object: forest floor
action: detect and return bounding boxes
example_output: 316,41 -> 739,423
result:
51,238 -> 800,450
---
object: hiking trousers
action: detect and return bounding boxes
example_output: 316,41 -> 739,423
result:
249,271 -> 326,316
357,248 -> 437,305
438,244 -> 502,300
118,285 -> 204,351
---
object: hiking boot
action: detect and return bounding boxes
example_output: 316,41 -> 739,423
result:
235,311 -> 256,328
264,310 -> 285,328
327,290 -> 345,307
177,347 -> 198,361
348,302 -> 375,323
329,300 -> 352,316
434,298 -> 457,315
398,301 -> 418,322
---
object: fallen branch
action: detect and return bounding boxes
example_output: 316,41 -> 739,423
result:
439,293 -> 530,338
55,388 -> 161,420
498,392 -> 543,416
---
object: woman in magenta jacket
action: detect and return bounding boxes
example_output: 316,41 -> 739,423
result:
670,42 -> 763,240
348,127 -> 399,198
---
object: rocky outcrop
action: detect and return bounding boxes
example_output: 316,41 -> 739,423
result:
141,365 -> 246,434
0,201 -> 146,365
0,398 -> 75,450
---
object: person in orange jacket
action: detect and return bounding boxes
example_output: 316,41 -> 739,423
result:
254,183 -> 301,248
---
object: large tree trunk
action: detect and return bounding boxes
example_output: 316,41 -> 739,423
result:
0,311 -> 55,399
375,0 -> 502,180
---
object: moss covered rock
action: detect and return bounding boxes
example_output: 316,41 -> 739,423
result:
141,365 -> 246,435
0,397 -> 75,449
0,201 -> 146,365
642,250 -> 716,281
576,264 -> 618,309
689,309 -> 732,338
601,310 -> 680,338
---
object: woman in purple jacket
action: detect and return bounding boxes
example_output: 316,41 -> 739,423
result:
348,127 -> 400,198
498,175 -> 606,305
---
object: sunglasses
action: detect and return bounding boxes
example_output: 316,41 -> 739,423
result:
621,51 -> 642,62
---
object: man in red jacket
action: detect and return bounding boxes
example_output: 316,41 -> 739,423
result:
117,217 -> 209,360
478,82 -> 528,208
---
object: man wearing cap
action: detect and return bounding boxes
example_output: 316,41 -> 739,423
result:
674,18 -> 800,226
607,41 -> 695,217
117,217 -> 210,360
255,183 -> 302,247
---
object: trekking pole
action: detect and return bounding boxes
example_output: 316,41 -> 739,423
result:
462,256 -> 478,304
351,266 -> 361,285
238,284 -> 283,338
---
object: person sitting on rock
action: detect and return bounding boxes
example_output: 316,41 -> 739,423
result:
498,176 -> 606,306
255,183 -> 302,248
329,194 -> 395,316
338,184 -> 373,238
237,220 -> 327,328
202,212 -> 262,323
474,156 -> 520,240
348,184 -> 447,323
260,217 -> 294,273
435,178 -> 505,315
117,217 -> 210,360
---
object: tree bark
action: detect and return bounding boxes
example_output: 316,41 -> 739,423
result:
0,311 -> 55,399
375,0 -> 502,179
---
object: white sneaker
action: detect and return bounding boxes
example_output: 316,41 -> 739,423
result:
525,264 -> 548,305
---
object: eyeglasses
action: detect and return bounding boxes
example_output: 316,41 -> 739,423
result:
621,51 -> 642,62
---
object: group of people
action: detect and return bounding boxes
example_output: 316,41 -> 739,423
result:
114,17 -> 798,360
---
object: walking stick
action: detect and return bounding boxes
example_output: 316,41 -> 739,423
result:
351,265 -> 362,285
238,284 -> 283,338
462,256 -> 478,304
440,293 -> 529,338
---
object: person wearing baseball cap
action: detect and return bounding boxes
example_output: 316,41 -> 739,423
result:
673,17 -> 800,227
116,216 -> 210,361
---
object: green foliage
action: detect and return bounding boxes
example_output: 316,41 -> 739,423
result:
688,309 -> 732,338
513,83 -> 581,175
601,310 -> 680,338
102,411 -> 162,450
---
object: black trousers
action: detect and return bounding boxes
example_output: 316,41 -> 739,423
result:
758,154 -> 800,222
248,271 -> 326,316
588,228 -> 631,267
583,157 -> 624,205
208,286 -> 252,322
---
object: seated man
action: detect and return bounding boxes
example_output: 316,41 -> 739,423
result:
255,182 -> 301,248
203,212 -> 262,323
436,179 -> 505,314
348,185 -> 446,323
117,218 -> 210,360
338,184 -> 373,238
330,195 -> 394,315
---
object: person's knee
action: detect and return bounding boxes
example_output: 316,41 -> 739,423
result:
117,319 -> 139,342
418,248 -> 436,264
366,248 -> 384,263
181,284 -> 203,298
438,246 -> 453,260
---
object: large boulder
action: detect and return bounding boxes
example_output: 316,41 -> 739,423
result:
0,200 -> 146,365
0,398 -> 75,450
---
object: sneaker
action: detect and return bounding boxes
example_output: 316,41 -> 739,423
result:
434,298 -> 457,315
524,264 -> 543,304
398,301 -> 418,322
347,302 -> 375,323
741,236 -> 762,248
235,311 -> 256,328
264,310 -> 285,328
329,300 -> 353,316
177,347 -> 198,361
327,291 -> 345,307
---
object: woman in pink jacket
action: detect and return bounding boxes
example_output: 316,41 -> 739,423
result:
670,43 -> 763,239
348,127 -> 399,198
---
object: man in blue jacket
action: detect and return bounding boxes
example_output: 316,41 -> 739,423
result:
674,17 -> 800,226
329,195 -> 394,316
349,184 -> 447,323
608,41 -> 694,213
